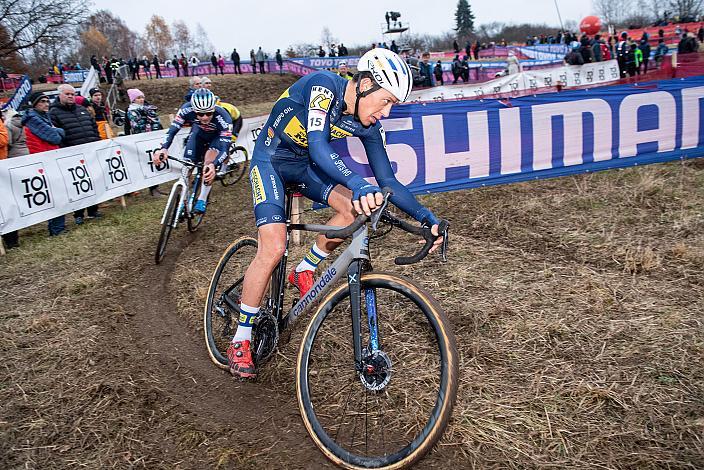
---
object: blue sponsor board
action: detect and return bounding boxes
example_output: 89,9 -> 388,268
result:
1,75 -> 31,111
62,70 -> 90,83
332,76 -> 704,194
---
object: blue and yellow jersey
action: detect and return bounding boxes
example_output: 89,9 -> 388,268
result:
252,70 -> 435,224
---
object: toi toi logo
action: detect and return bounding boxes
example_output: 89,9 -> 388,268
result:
145,148 -> 170,172
106,151 -> 128,184
67,160 -> 94,196
21,170 -> 52,209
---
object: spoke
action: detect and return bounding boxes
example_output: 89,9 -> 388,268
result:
333,376 -> 356,444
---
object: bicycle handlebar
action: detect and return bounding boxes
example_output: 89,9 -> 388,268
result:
323,187 -> 450,266
166,155 -> 204,168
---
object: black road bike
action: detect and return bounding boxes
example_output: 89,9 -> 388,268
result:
217,141 -> 250,187
204,187 -> 458,469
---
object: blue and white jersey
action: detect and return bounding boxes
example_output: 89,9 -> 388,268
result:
161,103 -> 232,165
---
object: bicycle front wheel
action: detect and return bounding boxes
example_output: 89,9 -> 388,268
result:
220,145 -> 250,187
296,273 -> 459,470
154,185 -> 182,264
203,237 -> 258,368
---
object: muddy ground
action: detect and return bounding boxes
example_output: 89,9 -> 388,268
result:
1,74 -> 703,469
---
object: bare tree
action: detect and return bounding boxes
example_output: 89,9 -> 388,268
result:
594,0 -> 634,27
192,23 -> 213,57
320,27 -> 337,49
172,20 -> 193,56
144,14 -> 173,59
0,0 -> 89,56
668,0 -> 703,18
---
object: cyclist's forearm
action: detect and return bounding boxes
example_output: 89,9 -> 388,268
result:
309,143 -> 366,191
161,125 -> 181,149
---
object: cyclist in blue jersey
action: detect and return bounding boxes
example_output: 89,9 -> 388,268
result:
228,48 -> 445,378
153,88 -> 233,214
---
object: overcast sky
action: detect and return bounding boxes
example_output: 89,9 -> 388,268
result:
91,0 -> 593,54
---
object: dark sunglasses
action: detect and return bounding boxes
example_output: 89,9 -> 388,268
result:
196,111 -> 213,117
38,99 -> 50,103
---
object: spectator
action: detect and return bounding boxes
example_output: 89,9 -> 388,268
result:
0,113 -> 15,248
23,92 -> 67,236
453,39 -> 460,53
102,56 -> 113,84
209,52 -> 217,74
190,54 -> 199,75
90,55 -> 101,76
153,55 -> 162,79
217,55 -> 225,75
318,46 -> 326,57
616,32 -> 629,77
418,52 -> 434,87
173,54 -> 180,77
465,40 -> 472,58
142,56 -> 152,79
473,40 -> 481,60
633,43 -> 643,75
565,42 -> 585,65
390,40 -> 399,54
184,76 -> 202,102
625,43 -> 638,77
654,39 -> 668,68
231,48 -> 241,74
460,55 -> 470,82
126,88 -> 165,197
201,76 -> 212,90
249,49 -> 257,74
275,49 -> 283,74
338,43 -> 348,56
579,35 -> 594,63
180,53 -> 188,77
329,44 -> 337,57
433,60 -> 444,85
699,26 -> 704,43
1,108 -> 28,248
451,54 -> 462,84
129,58 -> 139,80
85,88 -> 112,139
256,46 -> 266,73
639,39 -> 651,74
337,61 -> 352,80
49,84 -> 102,225
591,34 -> 603,62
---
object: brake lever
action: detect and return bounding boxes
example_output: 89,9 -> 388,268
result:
440,226 -> 449,262
370,189 -> 393,232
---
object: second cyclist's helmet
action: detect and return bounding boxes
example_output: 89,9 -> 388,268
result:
191,88 -> 217,112
356,48 -> 413,102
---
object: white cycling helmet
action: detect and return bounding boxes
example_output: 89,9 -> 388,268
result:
190,88 -> 217,113
356,48 -> 413,102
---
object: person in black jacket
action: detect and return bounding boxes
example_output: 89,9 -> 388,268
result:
231,48 -> 241,74
49,84 -> 102,225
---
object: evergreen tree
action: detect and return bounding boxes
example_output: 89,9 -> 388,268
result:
454,0 -> 476,38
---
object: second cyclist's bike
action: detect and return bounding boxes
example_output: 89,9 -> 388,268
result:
217,141 -> 250,187
154,156 -> 208,264
204,186 -> 458,469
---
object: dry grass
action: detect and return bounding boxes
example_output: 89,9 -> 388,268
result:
2,155 -> 703,469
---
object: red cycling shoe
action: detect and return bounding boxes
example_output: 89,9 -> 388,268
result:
288,269 -> 315,299
227,340 -> 256,379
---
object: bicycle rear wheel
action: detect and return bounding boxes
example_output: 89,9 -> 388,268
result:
220,145 -> 250,187
203,237 -> 258,368
296,272 -> 458,470
154,185 -> 182,264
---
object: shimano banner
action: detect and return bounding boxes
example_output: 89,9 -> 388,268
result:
332,76 -> 704,194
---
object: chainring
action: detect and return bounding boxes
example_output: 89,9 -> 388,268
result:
252,309 -> 279,365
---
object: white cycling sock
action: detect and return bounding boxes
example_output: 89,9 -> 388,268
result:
232,303 -> 259,342
198,182 -> 212,202
296,243 -> 329,272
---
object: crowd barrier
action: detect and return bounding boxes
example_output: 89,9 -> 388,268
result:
414,60 -> 621,102
329,75 -> 704,194
3,74 -> 703,235
0,116 -> 266,234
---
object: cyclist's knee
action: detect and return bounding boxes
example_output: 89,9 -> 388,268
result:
255,223 -> 287,265
328,186 -> 355,221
